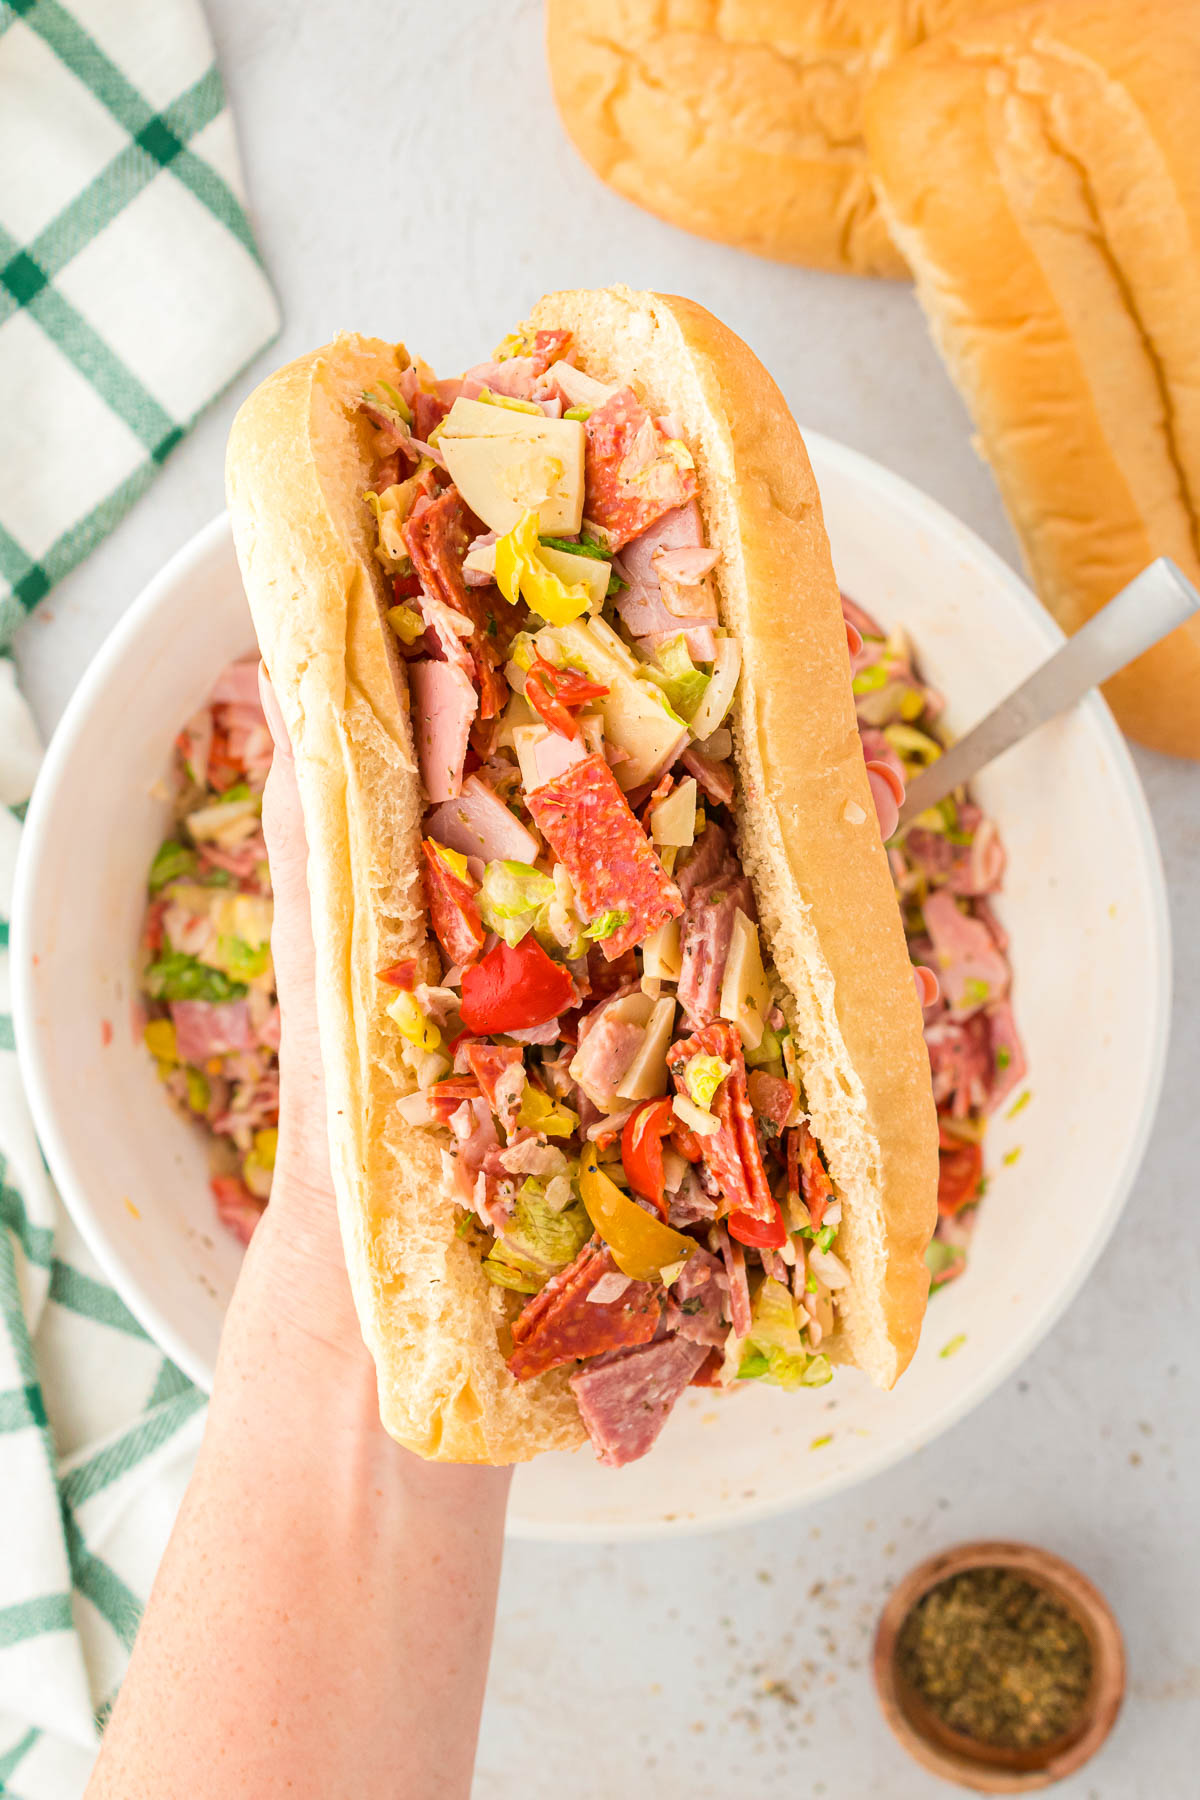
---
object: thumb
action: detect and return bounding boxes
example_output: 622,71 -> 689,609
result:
258,666 -> 329,1191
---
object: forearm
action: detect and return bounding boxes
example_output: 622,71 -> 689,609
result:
87,1213 -> 512,1800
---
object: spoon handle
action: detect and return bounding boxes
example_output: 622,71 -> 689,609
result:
896,557 -> 1200,827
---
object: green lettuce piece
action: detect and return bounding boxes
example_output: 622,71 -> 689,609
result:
744,1026 -> 786,1071
925,1240 -> 963,1285
505,1179 -> 590,1271
648,635 -> 710,722
583,910 -> 629,942
144,948 -> 248,1005
747,1276 -> 806,1355
479,860 -> 557,947
737,1345 -> 833,1390
148,840 -> 197,892
216,935 -> 271,982
481,1256 -> 542,1295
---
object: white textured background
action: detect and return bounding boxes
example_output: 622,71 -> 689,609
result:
13,4 -> 1199,1794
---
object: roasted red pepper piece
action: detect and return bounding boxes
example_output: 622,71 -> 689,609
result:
937,1129 -> 984,1216
620,1098 -> 676,1221
459,935 -> 575,1036
524,655 -> 609,742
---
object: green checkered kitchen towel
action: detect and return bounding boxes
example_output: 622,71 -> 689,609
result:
0,0 -> 281,1788
0,0 -> 280,644
1,664 -> 207,1800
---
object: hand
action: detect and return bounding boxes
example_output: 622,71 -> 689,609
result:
228,669 -> 367,1366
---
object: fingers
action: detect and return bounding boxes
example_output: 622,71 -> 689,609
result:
258,667 -> 330,1193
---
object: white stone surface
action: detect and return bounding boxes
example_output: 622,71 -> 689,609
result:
12,2 -> 1198,1793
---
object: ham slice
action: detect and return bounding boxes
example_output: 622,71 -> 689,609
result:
614,503 -> 719,660
427,774 -> 540,865
409,659 -> 477,802
675,820 -> 729,903
569,1335 -> 709,1467
681,745 -> 735,808
716,1226 -> 753,1339
569,992 -> 646,1110
981,1000 -> 1027,1114
170,1000 -> 255,1063
924,889 -> 1010,1018
677,868 -> 755,1027
668,1247 -> 728,1348
209,659 -> 262,707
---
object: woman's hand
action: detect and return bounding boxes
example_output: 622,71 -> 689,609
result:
226,670 -> 367,1367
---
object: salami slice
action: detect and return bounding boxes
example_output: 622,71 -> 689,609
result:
507,1237 -> 664,1380
583,389 -> 697,550
667,1021 -> 778,1229
569,1335 -> 708,1466
403,488 -> 511,718
526,754 -> 683,961
421,840 -> 486,966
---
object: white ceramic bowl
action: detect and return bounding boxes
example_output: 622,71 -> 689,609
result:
12,437 -> 1170,1540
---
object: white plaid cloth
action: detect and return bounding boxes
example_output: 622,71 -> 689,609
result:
0,0 -> 280,645
1,663 -> 207,1800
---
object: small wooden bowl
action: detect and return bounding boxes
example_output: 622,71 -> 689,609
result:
873,1541 -> 1125,1793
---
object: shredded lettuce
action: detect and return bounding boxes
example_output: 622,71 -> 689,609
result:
362,381 -> 413,428
215,935 -> 271,983
144,949 -> 247,1005
738,1345 -> 833,1390
506,1178 -> 591,1270
481,1255 -> 542,1295
736,1277 -> 832,1389
683,1053 -> 730,1110
583,910 -> 629,942
148,840 -> 197,892
744,1026 -> 786,1072
645,635 -> 711,722
479,860 -> 556,946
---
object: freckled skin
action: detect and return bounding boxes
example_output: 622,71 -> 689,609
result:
86,676 -> 511,1800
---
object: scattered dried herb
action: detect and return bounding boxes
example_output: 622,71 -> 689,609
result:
897,1568 -> 1092,1750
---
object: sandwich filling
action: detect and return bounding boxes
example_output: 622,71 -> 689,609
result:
360,326 -> 866,1467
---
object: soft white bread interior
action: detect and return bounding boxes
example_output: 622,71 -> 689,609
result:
226,288 -> 938,1461
864,0 -> 1200,759
544,0 -> 990,279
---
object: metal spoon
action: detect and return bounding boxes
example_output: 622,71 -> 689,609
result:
896,557 -> 1200,828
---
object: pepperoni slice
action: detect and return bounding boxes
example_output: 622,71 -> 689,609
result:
526,753 -> 683,961
507,1238 -> 664,1380
584,389 -> 697,549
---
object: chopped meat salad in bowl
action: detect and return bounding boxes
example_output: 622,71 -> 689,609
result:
138,661 -> 280,1245
843,598 -> 1028,1292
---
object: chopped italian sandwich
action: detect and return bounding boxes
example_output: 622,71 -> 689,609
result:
226,286 -> 938,1466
